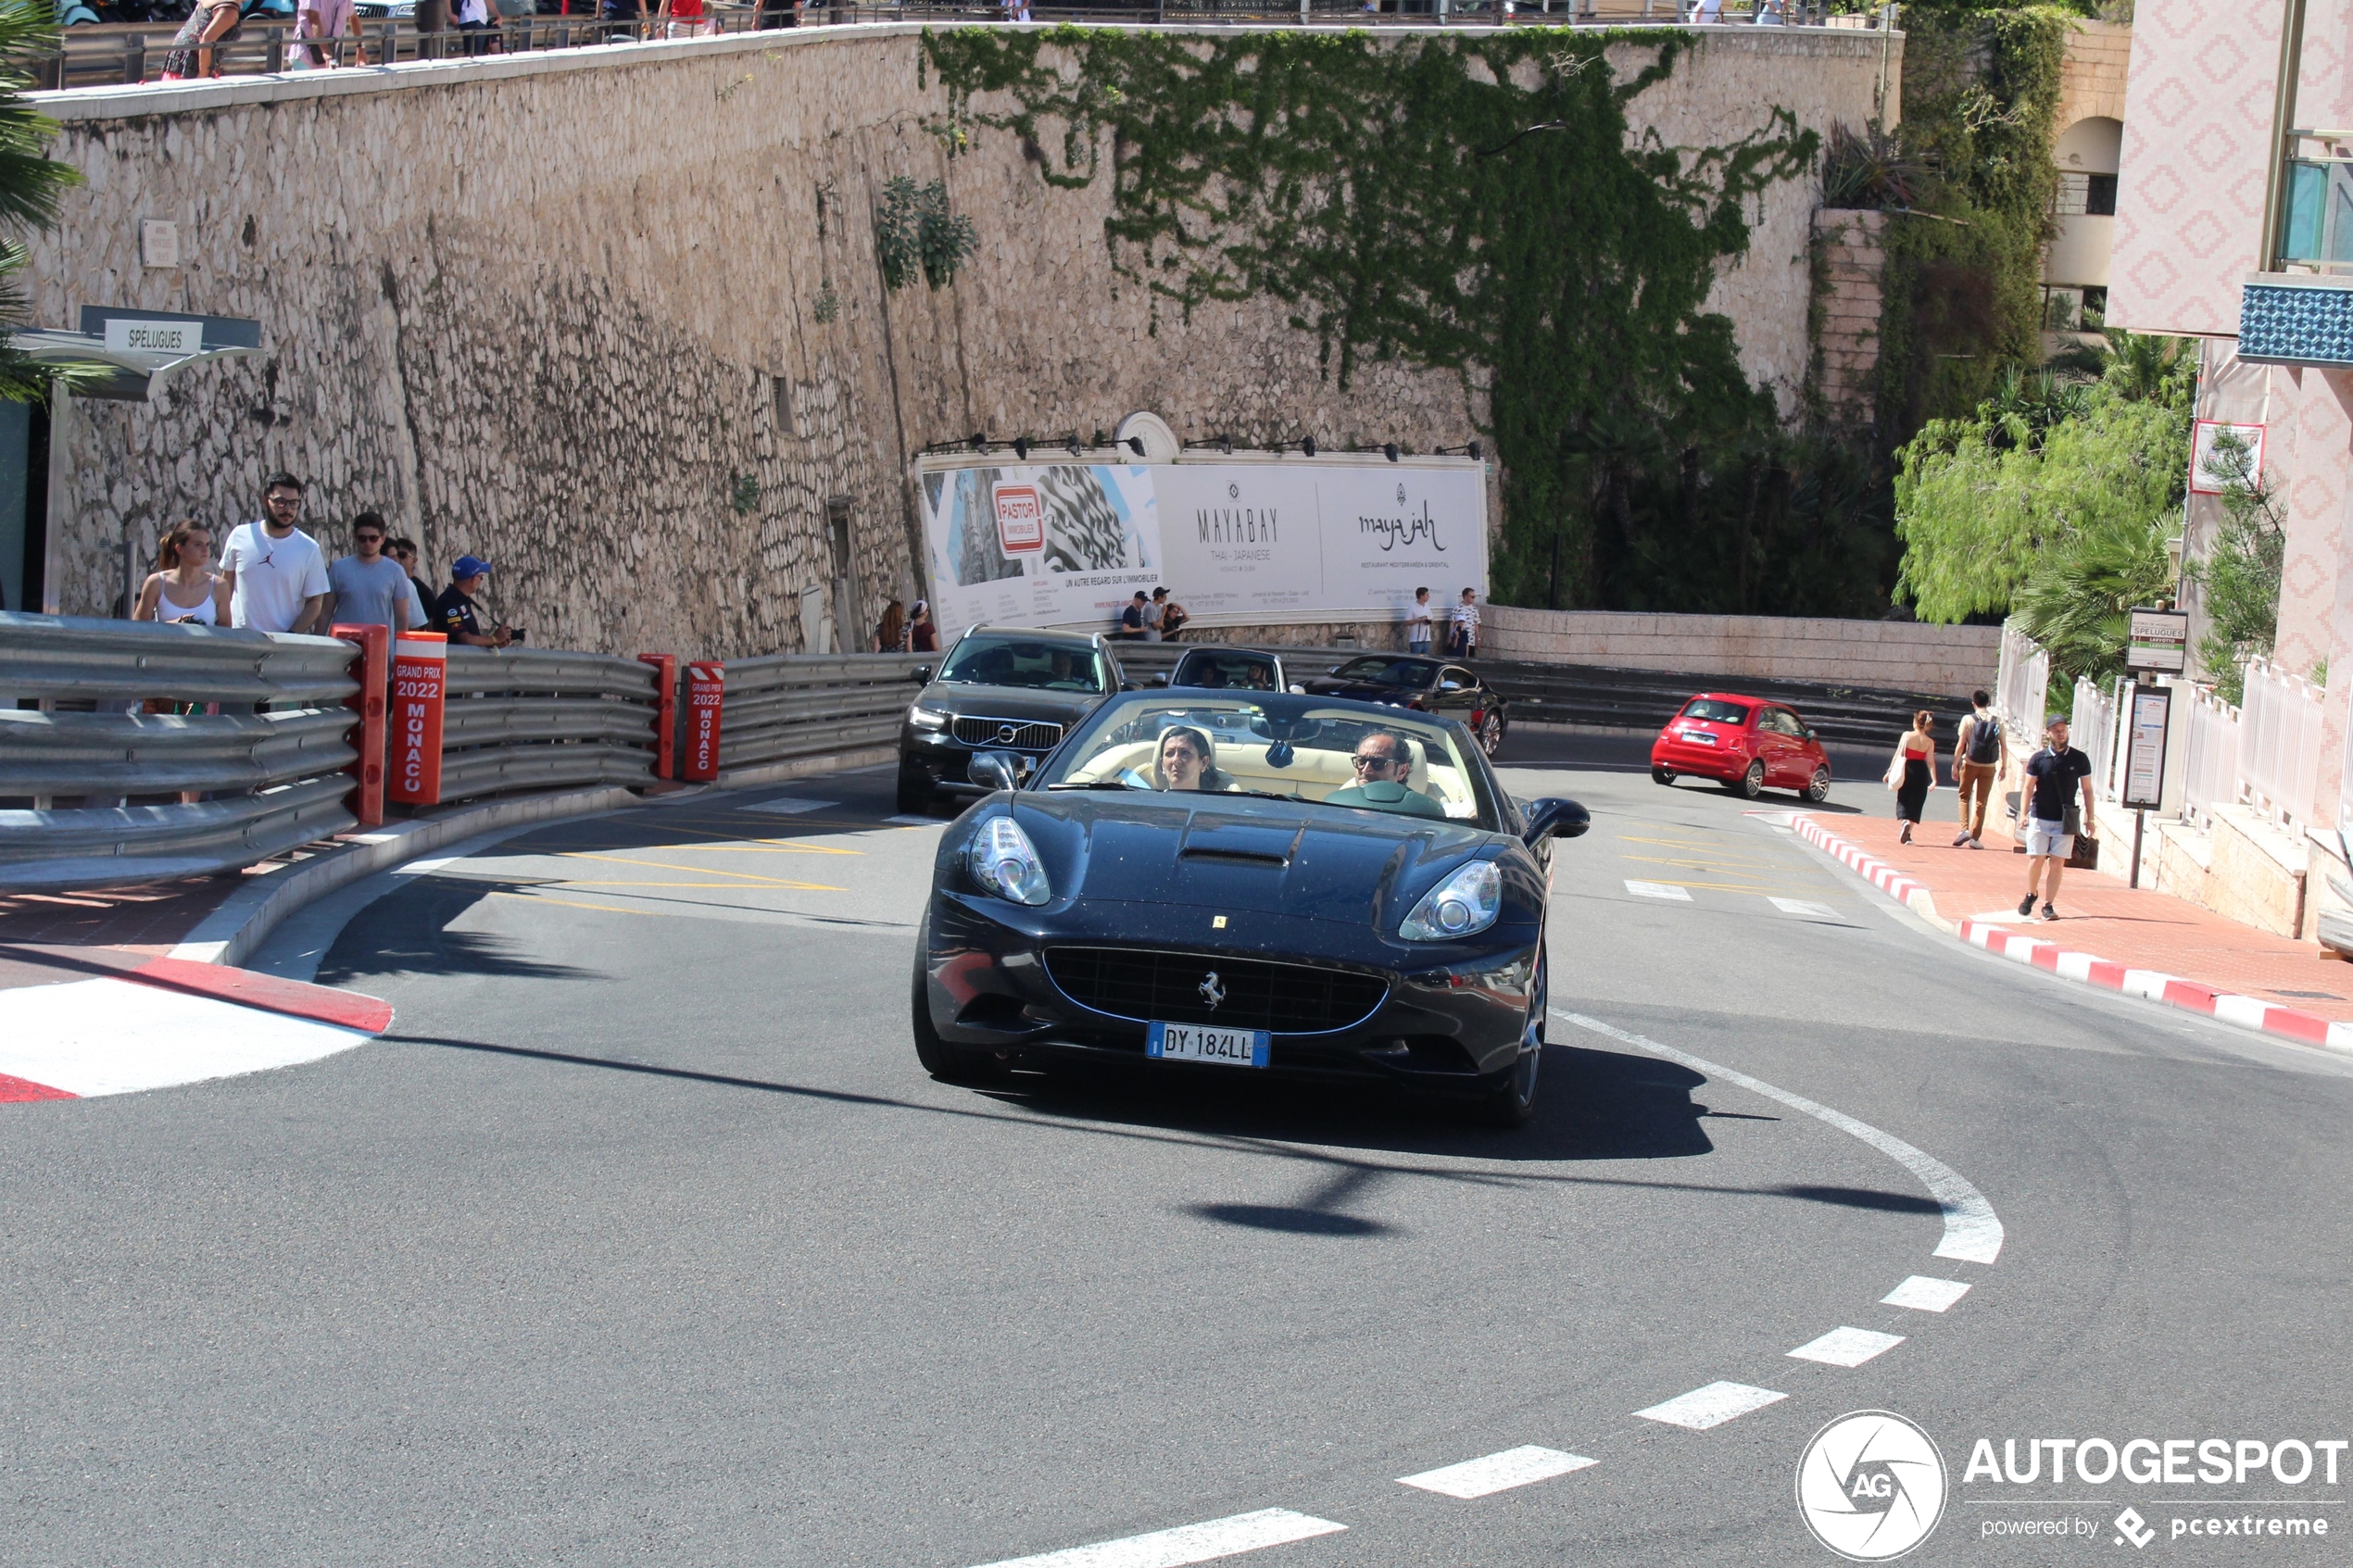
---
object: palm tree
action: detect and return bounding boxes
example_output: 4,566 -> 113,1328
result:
0,0 -> 83,402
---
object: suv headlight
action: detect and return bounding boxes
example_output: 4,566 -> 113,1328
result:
1399,859 -> 1501,941
909,704 -> 948,731
968,816 -> 1051,906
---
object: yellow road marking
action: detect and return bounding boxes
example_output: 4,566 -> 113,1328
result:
488,890 -> 677,917
554,880 -> 849,890
1620,852 -> 1786,872
558,851 -> 848,891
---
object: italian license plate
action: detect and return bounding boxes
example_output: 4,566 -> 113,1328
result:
1148,1021 -> 1270,1069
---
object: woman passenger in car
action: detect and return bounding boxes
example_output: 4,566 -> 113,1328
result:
1154,727 -> 1233,792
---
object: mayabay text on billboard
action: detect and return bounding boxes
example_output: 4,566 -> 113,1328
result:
915,454 -> 1487,639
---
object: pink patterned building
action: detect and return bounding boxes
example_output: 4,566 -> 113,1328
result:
2108,0 -> 2353,935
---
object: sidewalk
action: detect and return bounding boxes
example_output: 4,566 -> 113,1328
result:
1793,809 -> 2353,1055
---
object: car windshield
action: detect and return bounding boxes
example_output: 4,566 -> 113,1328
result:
938,636 -> 1108,694
1036,698 -> 1500,828
1329,657 -> 1435,689
1173,653 -> 1278,690
1679,698 -> 1752,725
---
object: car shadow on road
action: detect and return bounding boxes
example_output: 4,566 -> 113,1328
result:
990,1041 -> 1715,1164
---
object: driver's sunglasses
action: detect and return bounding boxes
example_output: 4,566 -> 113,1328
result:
1351,753 -> 1401,771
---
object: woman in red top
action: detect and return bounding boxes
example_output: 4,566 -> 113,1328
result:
659,0 -> 713,37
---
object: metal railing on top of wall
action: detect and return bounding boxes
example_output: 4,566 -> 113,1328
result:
29,1 -> 1850,91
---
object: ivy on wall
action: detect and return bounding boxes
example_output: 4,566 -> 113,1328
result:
1873,6 -> 2072,438
921,26 -> 1893,615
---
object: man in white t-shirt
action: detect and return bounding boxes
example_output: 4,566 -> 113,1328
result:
220,471 -> 331,633
1404,585 -> 1433,655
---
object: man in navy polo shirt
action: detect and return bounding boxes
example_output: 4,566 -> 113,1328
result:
432,555 -> 513,649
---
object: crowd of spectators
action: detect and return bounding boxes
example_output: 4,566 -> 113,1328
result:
132,471 -> 516,648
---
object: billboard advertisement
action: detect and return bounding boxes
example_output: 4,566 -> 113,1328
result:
916,455 -> 1486,640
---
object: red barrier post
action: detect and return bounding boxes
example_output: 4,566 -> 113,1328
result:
684,660 -> 724,783
388,632 -> 448,808
332,622 -> 390,827
637,653 -> 679,780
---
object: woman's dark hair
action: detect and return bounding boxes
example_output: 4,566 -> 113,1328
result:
1913,709 -> 1934,732
155,520 -> 208,571
1156,725 -> 1231,791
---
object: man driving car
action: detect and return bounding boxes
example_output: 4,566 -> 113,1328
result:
1323,730 -> 1448,819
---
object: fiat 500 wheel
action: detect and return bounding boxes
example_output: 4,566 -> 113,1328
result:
1803,765 -> 1831,803
1652,766 -> 1675,785
1734,760 -> 1766,799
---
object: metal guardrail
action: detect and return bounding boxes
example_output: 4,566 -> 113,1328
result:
29,0 -> 1854,90
0,611 -> 363,890
711,652 -> 931,773
434,644 -> 663,803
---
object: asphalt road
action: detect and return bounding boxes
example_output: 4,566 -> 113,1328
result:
6,734 -> 2352,1567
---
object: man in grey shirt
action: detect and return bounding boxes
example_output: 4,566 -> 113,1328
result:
322,512 -> 427,634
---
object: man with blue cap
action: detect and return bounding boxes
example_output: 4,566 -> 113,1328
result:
433,555 -> 514,648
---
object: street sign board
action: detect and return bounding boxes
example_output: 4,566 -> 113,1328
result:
2122,684 -> 2171,811
2126,608 -> 2189,674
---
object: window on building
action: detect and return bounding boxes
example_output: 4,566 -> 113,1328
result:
2085,174 -> 2118,217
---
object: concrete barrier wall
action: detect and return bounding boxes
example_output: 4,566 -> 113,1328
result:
24,22 -> 1890,658
1480,605 -> 2001,696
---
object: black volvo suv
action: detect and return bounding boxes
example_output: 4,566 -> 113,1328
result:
897,626 -> 1127,815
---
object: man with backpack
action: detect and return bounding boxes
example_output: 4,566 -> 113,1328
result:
1951,689 -> 2001,848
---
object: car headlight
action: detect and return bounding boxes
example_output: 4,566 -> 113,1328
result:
1399,859 -> 1502,941
967,816 -> 1051,906
909,704 -> 948,731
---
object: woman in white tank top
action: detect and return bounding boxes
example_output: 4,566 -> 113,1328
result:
134,521 -> 231,626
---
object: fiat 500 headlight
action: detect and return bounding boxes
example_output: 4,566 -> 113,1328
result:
1399,859 -> 1501,941
968,816 -> 1051,906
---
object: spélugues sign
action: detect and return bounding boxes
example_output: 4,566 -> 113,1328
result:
915,454 -> 1486,638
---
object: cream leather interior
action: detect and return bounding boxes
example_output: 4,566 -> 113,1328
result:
1070,733 -> 1473,814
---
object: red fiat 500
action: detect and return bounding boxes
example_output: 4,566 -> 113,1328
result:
1650,693 -> 1832,802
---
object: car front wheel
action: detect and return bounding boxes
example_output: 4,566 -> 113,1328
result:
911,924 -> 1007,1085
1803,765 -> 1831,803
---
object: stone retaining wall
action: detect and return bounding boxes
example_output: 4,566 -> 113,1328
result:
1479,604 -> 1999,695
27,22 -> 1891,659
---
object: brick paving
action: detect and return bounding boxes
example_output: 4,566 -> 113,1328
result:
1808,809 -> 2353,1028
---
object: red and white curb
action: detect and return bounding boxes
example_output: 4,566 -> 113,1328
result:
0,958 -> 391,1103
1791,815 -> 2353,1060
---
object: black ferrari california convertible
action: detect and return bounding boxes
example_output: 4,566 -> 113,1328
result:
912,690 -> 1588,1125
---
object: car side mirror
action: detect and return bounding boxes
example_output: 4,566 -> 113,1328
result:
1147,673 -> 1169,687
1521,797 -> 1590,842
911,664 -> 933,685
1441,680 -> 1464,692
969,750 -> 1022,792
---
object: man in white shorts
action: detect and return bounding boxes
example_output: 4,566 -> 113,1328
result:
2017,716 -> 2096,922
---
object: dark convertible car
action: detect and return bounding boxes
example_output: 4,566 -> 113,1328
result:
1296,654 -> 1509,757
911,690 -> 1588,1125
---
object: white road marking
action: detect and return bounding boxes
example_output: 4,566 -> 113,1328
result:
1768,897 -> 1841,920
1787,1326 -> 1906,1367
1396,1445 -> 1597,1499
0,978 -> 372,1098
1882,1275 -> 1972,1312
1624,880 -> 1692,900
744,797 -> 836,815
1554,1010 -> 2005,1265
1634,1381 -> 1787,1430
965,1508 -> 1346,1568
